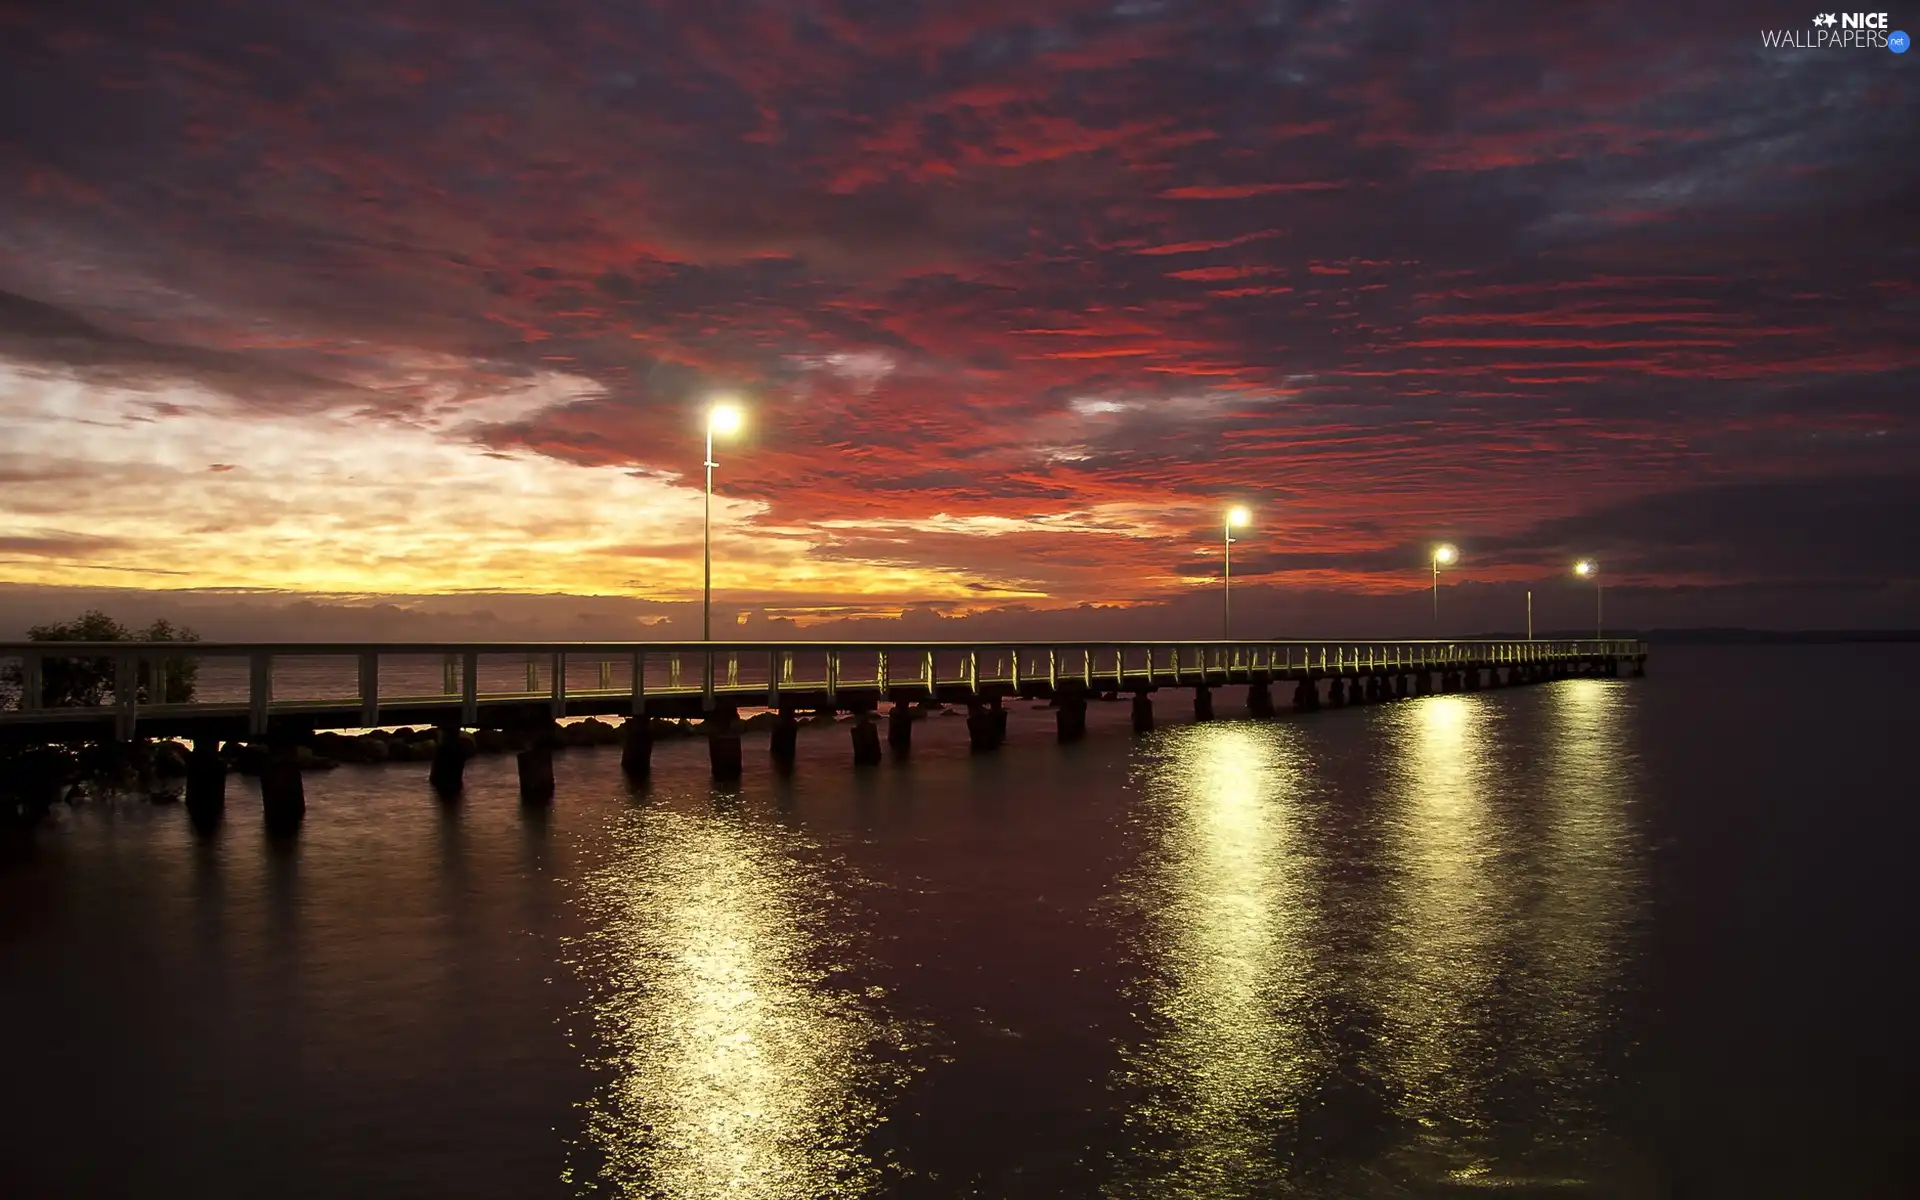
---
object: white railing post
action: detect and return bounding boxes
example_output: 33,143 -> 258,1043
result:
114,652 -> 138,741
359,652 -> 379,726
20,649 -> 42,712
462,652 -> 479,727
249,653 -> 271,738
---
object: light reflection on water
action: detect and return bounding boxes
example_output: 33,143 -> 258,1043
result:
560,794 -> 915,1199
1108,724 -> 1319,1196
1107,685 -> 1649,1196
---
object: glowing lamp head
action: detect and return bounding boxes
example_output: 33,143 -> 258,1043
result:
1434,544 -> 1458,566
1227,505 -> 1251,528
707,402 -> 745,436
1575,559 -> 1596,577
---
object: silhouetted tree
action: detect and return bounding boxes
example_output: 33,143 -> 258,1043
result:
1,610 -> 199,707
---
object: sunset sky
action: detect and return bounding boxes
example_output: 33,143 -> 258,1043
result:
1,0 -> 1915,639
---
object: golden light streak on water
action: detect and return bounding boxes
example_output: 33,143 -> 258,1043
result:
1108,723 -> 1317,1197
562,804 -> 913,1199
1374,694 -> 1506,1176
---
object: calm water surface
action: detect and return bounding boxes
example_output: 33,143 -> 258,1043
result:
2,646 -> 1913,1198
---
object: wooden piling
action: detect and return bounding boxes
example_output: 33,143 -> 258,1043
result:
260,727 -> 306,834
1131,691 -> 1154,734
707,706 -> 743,782
620,716 -> 653,779
517,719 -> 557,805
851,708 -> 883,765
887,703 -> 913,754
1247,682 -> 1274,718
428,722 -> 467,797
771,706 -> 799,768
965,701 -> 995,752
185,736 -> 226,828
1193,686 -> 1214,721
1057,683 -> 1089,743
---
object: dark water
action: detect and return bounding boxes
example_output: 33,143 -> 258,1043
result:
2,645 -> 1913,1199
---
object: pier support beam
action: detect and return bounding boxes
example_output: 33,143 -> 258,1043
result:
1416,671 -> 1434,695
1247,682 -> 1274,719
621,716 -> 654,779
707,706 -> 743,782
1327,677 -> 1347,707
517,719 -> 557,805
1131,692 -> 1154,734
260,727 -> 306,834
992,696 -> 1009,745
851,708 -> 882,766
185,736 -> 226,829
1365,675 -> 1383,702
1392,674 -> 1408,700
1464,668 -> 1482,692
1293,679 -> 1319,712
1193,686 -> 1214,722
1057,684 -> 1089,743
429,721 -> 467,797
887,703 -> 914,755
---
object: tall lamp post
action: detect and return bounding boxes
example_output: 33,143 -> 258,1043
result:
1575,559 -> 1601,641
1223,506 -> 1251,638
703,401 -> 744,641
1431,544 -> 1457,629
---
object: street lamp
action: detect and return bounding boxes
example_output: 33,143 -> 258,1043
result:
1223,505 -> 1251,638
1575,559 -> 1601,641
703,400 -> 745,641
1431,543 -> 1457,628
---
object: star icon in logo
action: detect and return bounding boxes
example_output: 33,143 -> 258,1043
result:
1813,12 -> 1837,26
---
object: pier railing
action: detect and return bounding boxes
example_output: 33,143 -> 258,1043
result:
0,638 -> 1645,740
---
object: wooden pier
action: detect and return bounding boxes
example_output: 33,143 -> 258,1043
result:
1,638 -> 1646,828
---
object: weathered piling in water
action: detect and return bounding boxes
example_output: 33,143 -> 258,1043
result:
1327,677 -> 1347,707
1057,683 -> 1089,743
1464,668 -> 1482,692
851,708 -> 883,765
1131,691 -> 1154,733
707,706 -> 743,782
185,736 -> 226,827
770,706 -> 799,768
517,719 -> 557,804
428,721 -> 467,797
1293,679 -> 1318,712
991,696 -> 1009,745
966,701 -> 996,752
620,716 -> 653,779
1366,675 -> 1383,702
260,725 -> 306,833
1193,686 -> 1214,721
887,703 -> 913,754
1392,674 -> 1408,699
1247,682 -> 1274,718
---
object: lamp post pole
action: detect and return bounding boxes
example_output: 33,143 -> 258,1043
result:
1223,516 -> 1233,640
703,421 -> 714,642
